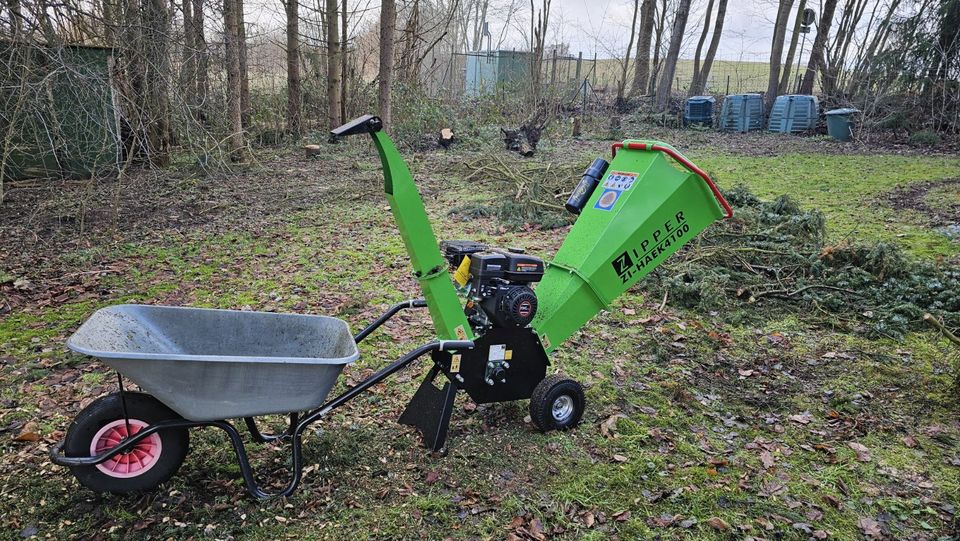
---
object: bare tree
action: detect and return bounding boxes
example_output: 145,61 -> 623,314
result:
285,0 -> 301,135
326,0 -> 341,128
224,0 -> 244,158
631,0 -> 655,96
800,0 -> 838,94
766,0 -> 795,109
529,0 -> 551,102
191,0 -> 208,117
378,0 -> 396,129
237,0 -> 250,128
689,0 -> 727,95
340,0 -> 347,122
689,0 -> 715,94
778,0 -> 807,94
655,0 -> 691,110
647,0 -> 667,95
617,0 -> 640,105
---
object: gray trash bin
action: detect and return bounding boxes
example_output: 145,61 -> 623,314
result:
826,108 -> 860,141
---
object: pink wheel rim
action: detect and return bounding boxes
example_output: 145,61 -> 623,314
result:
89,418 -> 162,478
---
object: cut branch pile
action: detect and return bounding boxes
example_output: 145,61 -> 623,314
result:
650,187 -> 960,338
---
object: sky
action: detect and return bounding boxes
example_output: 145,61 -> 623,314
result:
243,0 -> 819,63
507,0 -> 806,62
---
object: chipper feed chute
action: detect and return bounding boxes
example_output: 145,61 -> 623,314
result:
532,141 -> 733,351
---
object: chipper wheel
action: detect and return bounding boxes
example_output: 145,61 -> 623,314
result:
529,375 -> 585,432
64,392 -> 189,494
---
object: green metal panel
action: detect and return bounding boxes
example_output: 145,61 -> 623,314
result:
0,44 -> 118,181
532,141 -> 725,352
371,131 -> 474,341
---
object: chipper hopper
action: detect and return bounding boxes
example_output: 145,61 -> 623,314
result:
50,115 -> 731,499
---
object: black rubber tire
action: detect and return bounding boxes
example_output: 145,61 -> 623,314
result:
63,392 -> 189,494
529,374 -> 586,432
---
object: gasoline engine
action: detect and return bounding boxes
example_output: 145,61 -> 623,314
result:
440,241 -> 544,333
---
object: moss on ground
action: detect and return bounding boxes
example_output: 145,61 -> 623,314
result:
0,131 -> 958,540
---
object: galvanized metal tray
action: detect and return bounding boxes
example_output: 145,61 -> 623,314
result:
66,305 -> 359,421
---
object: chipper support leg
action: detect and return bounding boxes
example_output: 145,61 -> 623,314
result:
398,367 -> 458,452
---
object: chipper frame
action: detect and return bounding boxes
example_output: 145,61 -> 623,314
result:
331,115 -> 732,451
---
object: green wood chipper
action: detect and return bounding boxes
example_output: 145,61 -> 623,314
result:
50,114 -> 731,499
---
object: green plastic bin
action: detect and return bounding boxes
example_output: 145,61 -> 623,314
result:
826,108 -> 859,141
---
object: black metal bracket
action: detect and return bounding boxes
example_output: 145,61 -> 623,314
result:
398,367 -> 459,452
329,114 -> 383,139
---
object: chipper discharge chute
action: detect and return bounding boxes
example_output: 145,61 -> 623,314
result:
50,116 -> 730,499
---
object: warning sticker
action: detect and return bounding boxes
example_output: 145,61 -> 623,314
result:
594,189 -> 622,211
450,354 -> 461,373
488,344 -> 507,361
603,171 -> 638,191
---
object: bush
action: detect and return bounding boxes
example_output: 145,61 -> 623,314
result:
908,130 -> 941,147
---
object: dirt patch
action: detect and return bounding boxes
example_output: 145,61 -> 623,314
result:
886,178 -> 960,226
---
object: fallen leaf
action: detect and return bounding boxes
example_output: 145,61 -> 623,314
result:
583,512 -> 595,528
813,530 -> 829,539
847,442 -> 871,462
613,510 -> 631,522
902,436 -> 916,448
760,450 -> 776,469
425,471 -> 440,485
13,422 -> 40,442
612,454 -> 629,463
705,517 -> 730,531
823,494 -> 842,509
788,412 -> 813,425
738,368 -> 755,377
857,517 -> 883,539
600,414 -> 626,439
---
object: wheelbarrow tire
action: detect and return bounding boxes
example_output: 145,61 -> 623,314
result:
63,392 -> 189,495
529,374 -> 585,432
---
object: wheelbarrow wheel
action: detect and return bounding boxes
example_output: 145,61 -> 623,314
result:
529,374 -> 585,432
64,392 -> 189,494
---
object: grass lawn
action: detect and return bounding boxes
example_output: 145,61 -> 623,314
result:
0,125 -> 958,540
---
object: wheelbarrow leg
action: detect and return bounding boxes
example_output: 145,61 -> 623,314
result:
398,366 -> 459,452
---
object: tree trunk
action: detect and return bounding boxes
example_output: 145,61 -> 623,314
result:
285,0 -> 301,135
143,0 -> 172,165
191,0 -> 207,117
224,0 -> 244,159
181,0 -> 195,99
647,0 -> 666,95
529,0 -> 551,103
378,0 -> 396,129
631,0 -> 655,96
237,0 -> 250,128
340,0 -> 348,122
326,0 -> 341,129
617,0 -> 640,105
655,0 -> 691,110
800,0 -> 838,95
690,0 -> 727,95
766,0 -> 794,109
778,0 -> 806,94
689,0 -> 714,96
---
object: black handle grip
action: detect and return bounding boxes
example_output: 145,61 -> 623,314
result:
330,115 -> 383,138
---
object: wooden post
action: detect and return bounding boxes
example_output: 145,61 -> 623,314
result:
551,49 -> 558,86
592,52 -> 597,87
575,51 -> 582,82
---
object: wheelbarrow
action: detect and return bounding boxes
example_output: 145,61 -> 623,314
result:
50,115 -> 731,499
